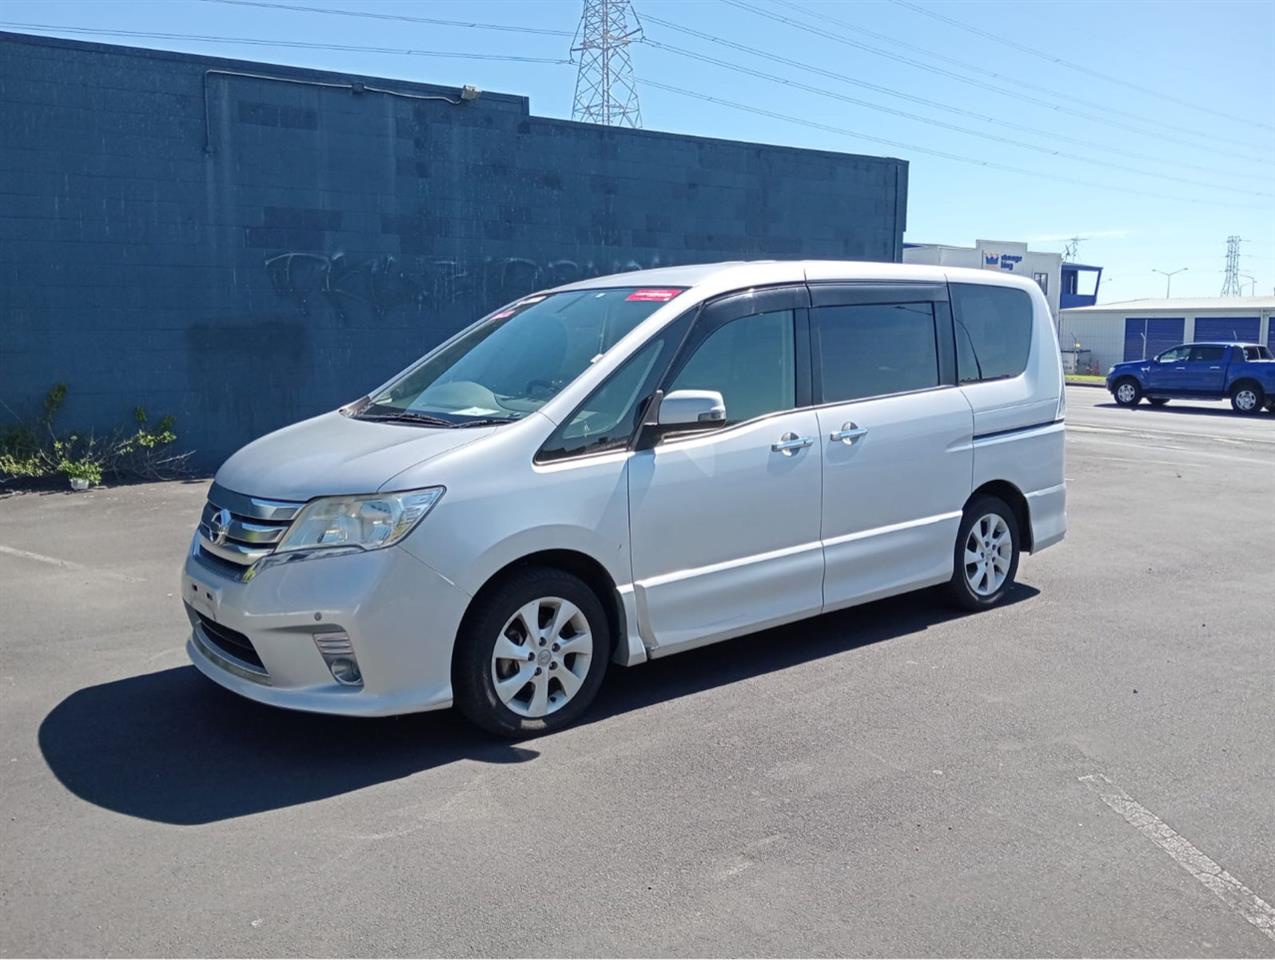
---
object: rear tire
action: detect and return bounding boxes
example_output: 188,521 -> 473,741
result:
1230,381 -> 1264,415
1113,378 -> 1142,407
453,566 -> 610,738
1147,397 -> 1169,407
947,496 -> 1021,612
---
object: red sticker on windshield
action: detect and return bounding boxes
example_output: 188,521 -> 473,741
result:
626,288 -> 682,302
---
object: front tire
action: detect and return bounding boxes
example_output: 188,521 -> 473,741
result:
948,496 -> 1021,611
1230,381 -> 1264,415
1113,378 -> 1142,407
453,567 -> 610,738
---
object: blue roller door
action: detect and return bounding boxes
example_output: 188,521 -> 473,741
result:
1194,316 -> 1259,343
1268,321 -> 1274,354
1123,317 -> 1185,360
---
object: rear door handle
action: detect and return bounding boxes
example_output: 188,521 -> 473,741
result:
830,422 -> 869,444
772,433 -> 814,455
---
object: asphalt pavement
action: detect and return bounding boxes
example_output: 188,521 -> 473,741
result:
2,386 -> 1272,957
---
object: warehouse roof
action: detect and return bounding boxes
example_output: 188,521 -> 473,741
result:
1063,296 -> 1275,313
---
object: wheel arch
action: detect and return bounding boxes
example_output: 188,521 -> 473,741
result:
455,549 -> 628,666
967,480 -> 1033,553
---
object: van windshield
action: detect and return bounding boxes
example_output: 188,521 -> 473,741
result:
354,287 -> 684,426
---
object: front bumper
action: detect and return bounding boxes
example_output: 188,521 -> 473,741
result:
182,534 -> 472,717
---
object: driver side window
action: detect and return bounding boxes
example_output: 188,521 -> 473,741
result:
667,310 -> 796,426
1158,346 -> 1190,362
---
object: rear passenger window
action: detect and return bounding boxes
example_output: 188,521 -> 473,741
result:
950,283 -> 1033,383
1190,345 -> 1226,362
812,302 -> 939,403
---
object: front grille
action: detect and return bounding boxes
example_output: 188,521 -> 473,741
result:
187,603 -> 266,670
197,481 -> 303,568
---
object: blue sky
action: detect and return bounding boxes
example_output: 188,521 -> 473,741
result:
4,0 -> 1272,301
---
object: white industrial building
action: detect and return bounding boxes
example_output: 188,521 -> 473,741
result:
1059,297 -> 1275,376
903,239 -> 1062,320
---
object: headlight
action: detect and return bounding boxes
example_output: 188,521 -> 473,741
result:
275,487 -> 444,554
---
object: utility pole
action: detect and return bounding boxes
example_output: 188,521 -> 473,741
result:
1219,235 -> 1244,296
571,0 -> 643,127
1152,267 -> 1187,298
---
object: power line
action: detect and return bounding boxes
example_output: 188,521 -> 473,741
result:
771,0 -> 1275,153
195,0 -> 1272,174
638,30 -> 1272,199
198,0 -> 574,37
888,0 -> 1274,134
640,79 -> 1264,210
720,0 -> 1271,162
0,22 -> 573,63
644,14 -> 1273,185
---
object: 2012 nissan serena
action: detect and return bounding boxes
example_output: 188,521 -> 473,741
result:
183,261 -> 1067,736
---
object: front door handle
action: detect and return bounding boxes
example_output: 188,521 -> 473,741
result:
772,433 -> 814,455
830,422 -> 869,445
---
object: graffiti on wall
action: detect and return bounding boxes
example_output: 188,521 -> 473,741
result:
264,252 -> 677,323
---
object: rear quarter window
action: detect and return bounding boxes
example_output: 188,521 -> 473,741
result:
950,283 -> 1033,383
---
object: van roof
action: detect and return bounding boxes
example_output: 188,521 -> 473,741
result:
547,260 -> 1037,293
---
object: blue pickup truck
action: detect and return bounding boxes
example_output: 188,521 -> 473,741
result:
1107,342 -> 1275,414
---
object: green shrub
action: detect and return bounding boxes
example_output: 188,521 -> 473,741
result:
0,383 -> 192,488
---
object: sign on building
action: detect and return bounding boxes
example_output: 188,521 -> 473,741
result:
976,239 -> 1028,273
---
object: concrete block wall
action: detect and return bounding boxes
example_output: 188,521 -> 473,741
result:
0,32 -> 908,468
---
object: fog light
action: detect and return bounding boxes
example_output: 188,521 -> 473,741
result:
313,630 -> 363,687
328,657 -> 362,686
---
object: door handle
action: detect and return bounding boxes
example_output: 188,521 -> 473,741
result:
772,433 -> 814,455
830,422 -> 869,444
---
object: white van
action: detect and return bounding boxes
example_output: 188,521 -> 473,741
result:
184,261 -> 1066,736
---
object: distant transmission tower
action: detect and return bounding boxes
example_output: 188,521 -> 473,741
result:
571,0 -> 643,127
1063,236 -> 1085,261
1219,235 -> 1244,296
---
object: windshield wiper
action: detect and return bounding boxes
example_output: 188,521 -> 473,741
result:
453,416 -> 520,428
356,409 -> 455,427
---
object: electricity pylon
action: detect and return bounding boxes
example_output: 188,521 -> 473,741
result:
1219,235 -> 1244,296
571,0 -> 643,127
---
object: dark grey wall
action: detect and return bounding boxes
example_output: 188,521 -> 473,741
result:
0,32 -> 908,468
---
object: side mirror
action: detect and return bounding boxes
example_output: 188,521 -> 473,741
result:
657,389 -> 726,427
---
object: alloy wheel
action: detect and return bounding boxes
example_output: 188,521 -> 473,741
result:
490,597 -> 594,718
964,514 -> 1012,597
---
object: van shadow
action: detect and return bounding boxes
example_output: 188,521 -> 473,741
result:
39,583 -> 1039,825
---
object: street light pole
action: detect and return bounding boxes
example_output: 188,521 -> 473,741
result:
1151,267 -> 1188,298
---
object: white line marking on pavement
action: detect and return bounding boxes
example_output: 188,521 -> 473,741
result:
1068,422 -> 1275,447
0,543 -> 144,583
1080,774 -> 1275,943
1070,435 -> 1275,466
